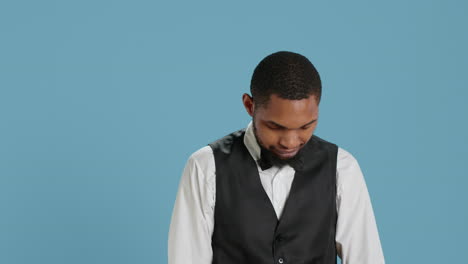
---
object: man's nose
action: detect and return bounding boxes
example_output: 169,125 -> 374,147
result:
279,132 -> 301,150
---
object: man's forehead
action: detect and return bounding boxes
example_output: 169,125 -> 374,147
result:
256,94 -> 318,116
264,117 -> 317,129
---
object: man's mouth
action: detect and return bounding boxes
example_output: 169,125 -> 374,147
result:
274,148 -> 299,158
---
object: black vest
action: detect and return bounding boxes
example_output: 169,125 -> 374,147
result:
208,129 -> 338,264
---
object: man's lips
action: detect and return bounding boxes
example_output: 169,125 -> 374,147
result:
274,148 -> 299,158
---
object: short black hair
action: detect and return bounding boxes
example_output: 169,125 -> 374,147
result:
250,51 -> 322,109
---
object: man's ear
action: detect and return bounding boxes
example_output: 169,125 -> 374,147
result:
242,93 -> 254,117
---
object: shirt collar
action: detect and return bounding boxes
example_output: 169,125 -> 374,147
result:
242,120 -> 303,172
243,120 -> 262,162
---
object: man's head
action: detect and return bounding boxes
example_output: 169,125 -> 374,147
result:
242,51 -> 321,165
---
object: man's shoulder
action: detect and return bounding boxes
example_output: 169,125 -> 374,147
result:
337,147 -> 358,163
337,146 -> 362,169
188,145 -> 214,167
310,135 -> 359,165
187,128 -> 246,167
310,135 -> 339,158
207,128 -> 246,155
208,128 -> 245,146
312,134 -> 338,148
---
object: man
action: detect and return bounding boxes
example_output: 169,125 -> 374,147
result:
168,51 -> 385,264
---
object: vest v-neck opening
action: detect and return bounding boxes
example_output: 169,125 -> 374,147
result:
246,136 -> 304,225
246,145 -> 281,223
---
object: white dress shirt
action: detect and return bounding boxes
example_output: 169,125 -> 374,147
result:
168,121 -> 385,264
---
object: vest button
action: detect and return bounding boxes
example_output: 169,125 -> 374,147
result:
278,258 -> 284,263
276,235 -> 283,242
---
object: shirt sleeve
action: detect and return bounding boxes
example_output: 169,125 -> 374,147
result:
335,148 -> 385,264
168,147 -> 215,264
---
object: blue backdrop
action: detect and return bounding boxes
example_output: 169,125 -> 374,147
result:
1,1 -> 467,263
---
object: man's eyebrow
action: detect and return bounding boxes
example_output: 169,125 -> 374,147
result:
267,119 -> 317,129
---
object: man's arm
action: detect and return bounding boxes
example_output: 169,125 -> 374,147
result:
335,148 -> 385,264
168,148 -> 215,264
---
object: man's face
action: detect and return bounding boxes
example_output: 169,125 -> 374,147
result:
246,93 -> 319,160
